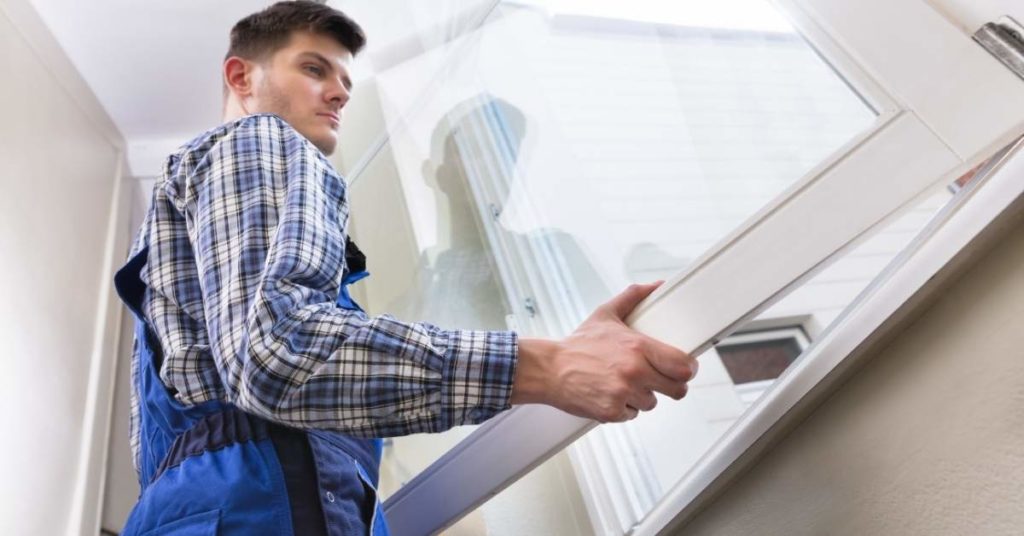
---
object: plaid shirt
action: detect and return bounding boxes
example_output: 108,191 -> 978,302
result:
126,114 -> 518,470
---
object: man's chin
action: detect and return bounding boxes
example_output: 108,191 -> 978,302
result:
305,130 -> 338,155
313,137 -> 338,156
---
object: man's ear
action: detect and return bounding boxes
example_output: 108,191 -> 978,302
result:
224,56 -> 255,98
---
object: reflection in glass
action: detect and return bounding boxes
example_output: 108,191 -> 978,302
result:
719,335 -> 804,384
337,0 -> 887,532
717,327 -> 809,407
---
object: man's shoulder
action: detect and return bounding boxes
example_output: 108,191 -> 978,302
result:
180,114 -> 307,157
163,114 -> 326,180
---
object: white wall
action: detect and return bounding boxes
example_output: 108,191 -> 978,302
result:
0,1 -> 127,534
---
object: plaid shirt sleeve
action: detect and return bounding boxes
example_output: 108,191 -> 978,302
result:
169,114 -> 518,436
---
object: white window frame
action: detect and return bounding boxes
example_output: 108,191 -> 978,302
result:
382,0 -> 1024,534
637,138 -> 1024,534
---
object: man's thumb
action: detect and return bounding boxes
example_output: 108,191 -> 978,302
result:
606,281 -> 663,320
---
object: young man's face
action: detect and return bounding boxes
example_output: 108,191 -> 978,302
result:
249,31 -> 354,155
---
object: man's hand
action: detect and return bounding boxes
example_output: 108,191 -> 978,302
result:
511,282 -> 698,423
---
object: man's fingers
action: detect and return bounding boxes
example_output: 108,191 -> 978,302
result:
627,390 -> 658,412
641,335 -> 697,383
627,356 -> 691,401
605,281 -> 663,320
646,373 -> 690,401
617,405 -> 640,423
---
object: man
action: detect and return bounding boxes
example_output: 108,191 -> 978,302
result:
113,2 -> 698,534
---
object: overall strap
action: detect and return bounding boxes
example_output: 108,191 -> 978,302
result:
114,247 -> 150,321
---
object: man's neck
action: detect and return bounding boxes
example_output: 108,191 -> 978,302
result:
222,98 -> 250,123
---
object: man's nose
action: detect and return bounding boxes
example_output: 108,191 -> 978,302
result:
327,77 -> 350,108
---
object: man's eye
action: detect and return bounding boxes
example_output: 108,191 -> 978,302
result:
304,65 -> 324,76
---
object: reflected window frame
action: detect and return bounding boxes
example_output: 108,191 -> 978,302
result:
717,325 -> 810,407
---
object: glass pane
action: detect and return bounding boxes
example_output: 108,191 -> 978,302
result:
334,0 -> 878,531
604,186 -> 956,528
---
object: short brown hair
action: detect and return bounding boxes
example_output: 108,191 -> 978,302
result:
226,1 -> 366,62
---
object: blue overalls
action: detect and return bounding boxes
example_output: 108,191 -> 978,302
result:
113,240 -> 389,536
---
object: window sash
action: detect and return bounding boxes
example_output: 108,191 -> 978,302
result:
381,0 -> 1024,533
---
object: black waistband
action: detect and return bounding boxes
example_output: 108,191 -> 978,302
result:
151,408 -> 269,482
153,408 -> 327,536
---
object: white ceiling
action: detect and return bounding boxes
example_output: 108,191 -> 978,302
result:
28,0 -> 492,176
29,0 -> 258,174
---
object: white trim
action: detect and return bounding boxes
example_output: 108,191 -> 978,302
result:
67,156 -> 134,536
719,326 -> 810,350
635,136 -> 1024,535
